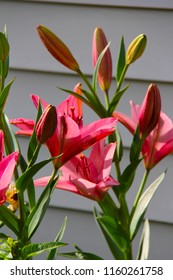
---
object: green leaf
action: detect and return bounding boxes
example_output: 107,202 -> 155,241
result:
0,205 -> 20,237
47,216 -> 67,260
0,241 -> 12,260
130,126 -> 143,163
2,25 -> 10,79
119,158 -> 142,193
114,128 -> 123,162
82,89 -> 107,117
92,42 -> 111,93
59,245 -> 103,260
0,78 -> 15,113
0,113 -> 20,154
0,32 -> 10,62
58,87 -> 107,118
137,219 -> 150,260
27,100 -> 43,164
24,175 -> 59,239
95,214 -> 128,260
108,84 -> 129,115
116,36 -> 126,84
21,241 -> 67,259
16,155 -> 61,192
130,172 -> 165,240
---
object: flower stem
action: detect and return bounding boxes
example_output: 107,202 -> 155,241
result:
77,69 -> 96,95
116,64 -> 129,93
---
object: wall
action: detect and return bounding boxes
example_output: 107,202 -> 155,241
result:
0,0 -> 173,259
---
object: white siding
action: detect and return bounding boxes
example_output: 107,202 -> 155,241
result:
1,0 -> 173,259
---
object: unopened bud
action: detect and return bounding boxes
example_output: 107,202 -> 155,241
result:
139,83 -> 161,138
37,25 -> 79,72
126,34 -> 147,65
36,105 -> 57,144
92,27 -> 112,92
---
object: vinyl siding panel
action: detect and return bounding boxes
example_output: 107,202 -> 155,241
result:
0,1 -> 173,82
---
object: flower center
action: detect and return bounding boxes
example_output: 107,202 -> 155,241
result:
5,184 -> 19,211
76,154 -> 91,181
70,106 -> 83,127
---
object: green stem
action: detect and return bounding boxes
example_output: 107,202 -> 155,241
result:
104,90 -> 110,110
18,191 -> 27,233
130,169 -> 150,219
116,64 -> 129,94
77,69 -> 96,95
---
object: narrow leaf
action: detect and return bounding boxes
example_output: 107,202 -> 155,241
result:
108,84 -> 129,115
21,241 -> 66,259
16,155 -> 61,192
47,216 -> 67,260
0,113 -> 19,154
59,245 -> 103,260
130,172 -> 165,240
27,100 -> 43,163
116,36 -> 126,83
95,214 -> 128,260
0,78 -> 15,113
24,176 -> 59,239
137,219 -> 150,260
119,158 -> 142,193
0,205 -> 20,237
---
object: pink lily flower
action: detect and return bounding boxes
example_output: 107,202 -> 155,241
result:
114,101 -> 173,170
0,130 -> 19,205
11,83 -> 83,135
11,92 -> 117,168
35,140 -> 119,201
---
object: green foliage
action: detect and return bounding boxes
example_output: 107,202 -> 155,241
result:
130,172 -> 165,240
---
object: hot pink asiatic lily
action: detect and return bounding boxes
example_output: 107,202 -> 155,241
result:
34,140 -> 119,201
114,101 -> 173,170
11,83 -> 83,135
11,90 -> 117,168
0,130 -> 19,205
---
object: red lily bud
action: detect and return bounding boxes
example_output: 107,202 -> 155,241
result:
36,105 -> 57,144
139,83 -> 161,138
126,34 -> 147,65
92,27 -> 112,92
37,25 -> 79,72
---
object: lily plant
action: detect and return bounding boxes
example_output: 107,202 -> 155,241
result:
0,24 -> 170,260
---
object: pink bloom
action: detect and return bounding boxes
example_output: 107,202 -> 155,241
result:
11,93 -> 117,168
0,130 -> 19,205
10,118 -> 35,136
114,101 -> 173,169
35,140 -> 119,201
11,83 -> 83,134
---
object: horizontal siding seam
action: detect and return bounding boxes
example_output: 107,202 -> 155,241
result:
2,0 -> 173,12
9,67 -> 173,85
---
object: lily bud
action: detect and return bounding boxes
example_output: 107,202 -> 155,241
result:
0,32 -> 9,62
92,27 -> 112,92
36,105 -> 57,144
37,25 -> 79,72
139,83 -> 161,139
126,34 -> 147,65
